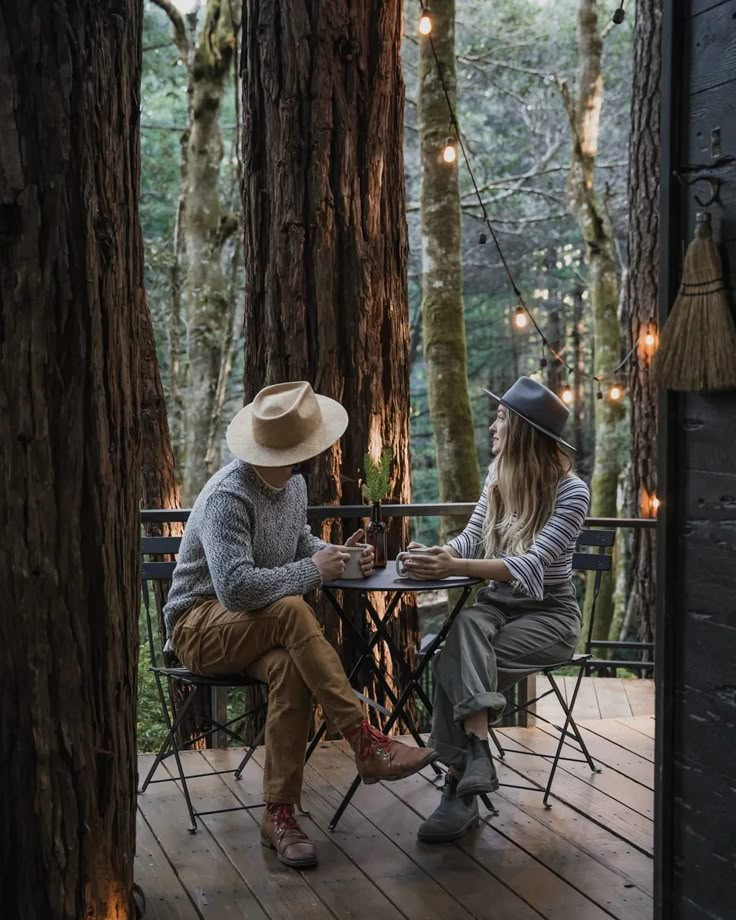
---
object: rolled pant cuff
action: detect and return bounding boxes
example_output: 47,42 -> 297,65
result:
263,788 -> 303,805
451,690 -> 507,724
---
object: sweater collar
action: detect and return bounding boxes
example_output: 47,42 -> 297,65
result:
240,461 -> 290,499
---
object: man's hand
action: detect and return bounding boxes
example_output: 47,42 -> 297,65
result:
342,528 -> 375,576
312,545 -> 350,582
400,546 -> 457,580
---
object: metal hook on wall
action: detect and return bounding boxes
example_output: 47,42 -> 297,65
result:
673,155 -> 735,208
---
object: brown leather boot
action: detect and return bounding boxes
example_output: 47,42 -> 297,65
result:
344,719 -> 439,784
260,804 -> 318,868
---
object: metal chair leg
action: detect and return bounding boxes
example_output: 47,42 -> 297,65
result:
490,727 -> 506,759
234,721 -> 266,779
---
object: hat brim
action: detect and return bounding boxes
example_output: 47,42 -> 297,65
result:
483,388 -> 576,452
226,395 -> 349,466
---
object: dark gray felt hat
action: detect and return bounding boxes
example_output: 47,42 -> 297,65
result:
483,376 -> 575,452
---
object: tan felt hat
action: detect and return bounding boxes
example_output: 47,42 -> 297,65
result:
226,381 -> 348,466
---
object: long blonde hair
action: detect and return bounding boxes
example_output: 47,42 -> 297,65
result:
482,410 -> 573,558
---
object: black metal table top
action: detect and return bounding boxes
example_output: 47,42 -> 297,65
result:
324,559 -> 481,592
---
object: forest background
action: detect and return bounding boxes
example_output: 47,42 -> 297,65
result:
138,0 -> 656,750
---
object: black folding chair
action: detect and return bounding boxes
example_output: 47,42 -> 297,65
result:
488,528 -> 614,806
137,536 -> 268,832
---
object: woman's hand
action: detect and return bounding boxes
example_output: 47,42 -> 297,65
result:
401,546 -> 458,579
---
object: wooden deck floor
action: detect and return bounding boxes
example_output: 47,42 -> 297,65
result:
136,714 -> 655,920
534,677 -> 655,724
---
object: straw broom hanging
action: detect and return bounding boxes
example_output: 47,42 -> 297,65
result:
653,211 -> 736,390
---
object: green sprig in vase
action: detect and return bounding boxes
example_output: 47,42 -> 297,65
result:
361,449 -> 392,569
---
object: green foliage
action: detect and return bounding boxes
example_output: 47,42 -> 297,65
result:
362,449 -> 393,502
137,604 -> 168,754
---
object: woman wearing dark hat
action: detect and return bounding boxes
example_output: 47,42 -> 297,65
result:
400,376 -> 590,844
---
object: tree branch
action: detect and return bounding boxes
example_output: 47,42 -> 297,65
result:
151,0 -> 190,60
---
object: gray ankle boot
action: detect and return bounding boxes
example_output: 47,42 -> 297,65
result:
455,733 -> 499,796
417,773 -> 479,843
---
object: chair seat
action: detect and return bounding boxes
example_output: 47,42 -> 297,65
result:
540,652 -> 592,674
151,666 -> 264,688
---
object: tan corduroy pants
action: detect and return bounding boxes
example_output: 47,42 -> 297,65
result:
172,595 -> 364,804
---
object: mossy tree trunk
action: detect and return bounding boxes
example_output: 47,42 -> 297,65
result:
241,0 -> 419,723
418,0 -> 480,541
562,0 -> 626,644
0,2 -> 143,915
155,0 -> 241,504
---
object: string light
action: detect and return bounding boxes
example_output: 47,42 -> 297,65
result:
652,496 -> 661,511
561,386 -> 574,405
417,0 -> 640,388
608,383 -> 623,402
644,332 -> 655,347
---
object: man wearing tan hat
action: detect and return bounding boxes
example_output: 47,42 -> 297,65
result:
164,381 -> 437,869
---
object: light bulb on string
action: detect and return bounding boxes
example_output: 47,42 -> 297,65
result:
608,383 -> 623,402
652,496 -> 661,511
442,137 -> 456,163
561,386 -> 574,405
644,332 -> 655,347
419,9 -> 432,35
513,306 -> 528,329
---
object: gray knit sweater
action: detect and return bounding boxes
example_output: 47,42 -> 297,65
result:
163,460 -> 327,638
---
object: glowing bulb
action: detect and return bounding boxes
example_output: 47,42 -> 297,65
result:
609,384 -> 622,401
442,140 -> 456,163
644,333 -> 655,347
419,11 -> 432,35
652,496 -> 661,511
513,307 -> 528,329
561,387 -> 574,405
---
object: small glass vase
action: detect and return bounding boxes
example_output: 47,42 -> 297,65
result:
366,500 -> 387,568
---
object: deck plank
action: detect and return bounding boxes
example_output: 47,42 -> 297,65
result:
622,680 -> 656,718
304,742 -> 542,920
496,727 -> 653,819
136,716 -> 656,920
563,678 -> 601,720
320,742 -> 652,920
493,750 -> 653,855
592,678 -> 633,719
534,724 -> 654,790
137,755 -> 270,919
202,750 -> 407,920
578,720 -> 655,763
135,810 -> 202,920
618,716 -> 656,739
247,749 -> 473,920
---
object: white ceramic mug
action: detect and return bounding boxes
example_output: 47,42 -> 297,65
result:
342,543 -> 370,579
396,545 -> 433,578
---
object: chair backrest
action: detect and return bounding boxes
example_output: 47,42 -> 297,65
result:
141,535 -> 183,667
572,529 -> 615,654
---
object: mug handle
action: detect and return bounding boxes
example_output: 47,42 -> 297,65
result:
396,552 -> 408,577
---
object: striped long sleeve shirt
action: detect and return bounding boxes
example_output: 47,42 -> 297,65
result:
447,473 -> 590,601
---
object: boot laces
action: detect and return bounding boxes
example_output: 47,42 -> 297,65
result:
269,804 -> 300,835
358,720 -> 392,760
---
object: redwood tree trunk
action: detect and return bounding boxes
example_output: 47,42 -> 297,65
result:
623,0 -> 662,648
241,0 -> 419,715
0,3 -> 143,917
418,0 -> 480,541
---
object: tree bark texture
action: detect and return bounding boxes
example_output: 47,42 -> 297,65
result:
0,2 -> 143,917
418,0 -> 480,541
241,0 -> 419,716
156,0 -> 242,504
623,0 -> 661,648
564,0 -> 626,643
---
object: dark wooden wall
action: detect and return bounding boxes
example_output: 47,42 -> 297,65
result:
656,1 -> 736,918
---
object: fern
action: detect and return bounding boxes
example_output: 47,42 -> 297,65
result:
362,448 -> 393,503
